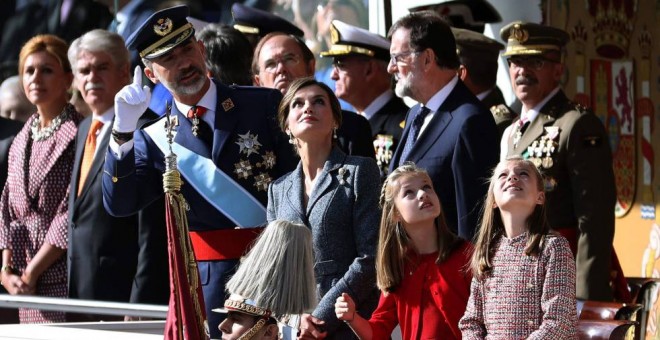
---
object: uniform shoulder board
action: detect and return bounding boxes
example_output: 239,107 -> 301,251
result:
490,104 -> 511,117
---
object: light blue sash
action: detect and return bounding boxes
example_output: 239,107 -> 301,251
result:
144,120 -> 266,227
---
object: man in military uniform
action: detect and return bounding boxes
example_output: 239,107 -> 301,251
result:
500,21 -> 620,301
453,27 -> 516,139
102,6 -> 298,338
321,20 -> 408,176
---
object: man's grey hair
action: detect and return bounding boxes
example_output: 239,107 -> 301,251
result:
68,29 -> 129,72
226,220 -> 317,316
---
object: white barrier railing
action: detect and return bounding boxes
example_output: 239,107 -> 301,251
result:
0,294 -> 168,318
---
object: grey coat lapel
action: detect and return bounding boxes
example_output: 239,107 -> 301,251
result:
284,164 -> 307,223
306,147 -> 346,215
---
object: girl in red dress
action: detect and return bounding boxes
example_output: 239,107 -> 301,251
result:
334,163 -> 472,339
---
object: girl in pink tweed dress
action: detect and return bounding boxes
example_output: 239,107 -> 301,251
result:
459,157 -> 578,339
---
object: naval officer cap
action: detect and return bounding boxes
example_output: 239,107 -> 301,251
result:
320,20 -> 390,62
500,21 -> 569,60
126,5 -> 195,59
452,27 -> 503,63
231,3 -> 304,38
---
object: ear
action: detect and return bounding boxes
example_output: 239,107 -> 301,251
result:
536,191 -> 545,205
196,39 -> 206,56
120,64 -> 130,84
264,324 -> 279,340
143,66 -> 159,84
306,58 -> 316,75
253,74 -> 261,86
364,59 -> 374,77
422,48 -> 435,70
552,62 -> 564,82
457,65 -> 468,81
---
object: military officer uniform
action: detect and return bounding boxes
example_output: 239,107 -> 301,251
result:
500,21 -> 623,302
452,27 -> 516,140
321,20 -> 407,176
102,6 -> 298,338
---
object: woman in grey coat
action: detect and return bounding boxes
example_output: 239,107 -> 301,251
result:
267,78 -> 381,339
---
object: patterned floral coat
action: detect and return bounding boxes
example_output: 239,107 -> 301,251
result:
0,104 -> 82,323
459,232 -> 578,339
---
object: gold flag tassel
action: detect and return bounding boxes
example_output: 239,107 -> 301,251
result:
163,102 -> 209,340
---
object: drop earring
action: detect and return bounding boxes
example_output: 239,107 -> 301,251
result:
333,127 -> 338,139
288,132 -> 294,144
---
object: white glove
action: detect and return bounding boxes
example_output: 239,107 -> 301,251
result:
114,66 -> 151,133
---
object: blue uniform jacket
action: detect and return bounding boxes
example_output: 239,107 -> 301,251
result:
102,80 -> 297,336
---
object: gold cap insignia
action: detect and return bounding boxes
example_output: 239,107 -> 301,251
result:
511,24 -> 528,43
222,98 -> 235,112
330,24 -> 340,44
154,18 -> 173,36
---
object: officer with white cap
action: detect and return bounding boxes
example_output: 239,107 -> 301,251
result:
321,20 -> 408,177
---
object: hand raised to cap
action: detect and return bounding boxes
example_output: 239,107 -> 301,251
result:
114,66 -> 152,133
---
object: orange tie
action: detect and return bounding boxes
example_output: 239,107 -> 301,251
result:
78,120 -> 104,196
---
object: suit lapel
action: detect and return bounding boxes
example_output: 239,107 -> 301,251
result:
407,103 -> 453,162
390,106 -> 414,168
71,118 -> 90,200
306,148 -> 345,215
173,106 -> 211,159
77,131 -> 110,202
212,83 -> 239,164
284,164 -> 307,223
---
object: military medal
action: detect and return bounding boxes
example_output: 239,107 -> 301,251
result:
374,134 -> 394,170
235,131 -> 262,156
191,116 -> 200,137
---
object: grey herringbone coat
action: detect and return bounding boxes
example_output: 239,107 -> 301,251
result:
267,147 -> 381,339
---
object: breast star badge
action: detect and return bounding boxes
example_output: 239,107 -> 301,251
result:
235,131 -> 262,157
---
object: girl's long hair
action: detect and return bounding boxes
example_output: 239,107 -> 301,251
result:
376,163 -> 461,293
470,156 -> 551,280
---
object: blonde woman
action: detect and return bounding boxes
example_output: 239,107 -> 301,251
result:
0,34 -> 83,323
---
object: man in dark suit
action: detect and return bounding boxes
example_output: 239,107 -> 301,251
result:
388,11 -> 499,240
66,30 -> 168,321
499,21 -> 618,301
252,31 -> 375,159
321,20 -> 408,176
102,6 -> 297,338
452,27 -> 517,140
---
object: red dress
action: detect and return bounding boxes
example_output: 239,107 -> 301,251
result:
0,105 -> 82,323
368,241 -> 473,339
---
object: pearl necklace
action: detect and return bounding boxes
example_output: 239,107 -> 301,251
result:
31,108 -> 70,141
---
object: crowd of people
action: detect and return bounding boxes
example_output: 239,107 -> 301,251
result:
0,1 -> 621,339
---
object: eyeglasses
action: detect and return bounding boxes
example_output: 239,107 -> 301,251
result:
261,54 -> 301,74
389,50 -> 418,65
507,56 -> 554,71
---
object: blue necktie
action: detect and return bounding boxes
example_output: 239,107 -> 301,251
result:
399,106 -> 431,165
